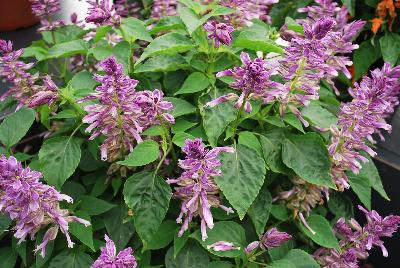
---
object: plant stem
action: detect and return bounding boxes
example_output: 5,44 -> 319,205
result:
231,93 -> 249,141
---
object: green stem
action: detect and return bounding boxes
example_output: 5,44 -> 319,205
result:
231,93 -> 249,141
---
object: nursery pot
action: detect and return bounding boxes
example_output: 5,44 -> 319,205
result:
0,0 -> 39,31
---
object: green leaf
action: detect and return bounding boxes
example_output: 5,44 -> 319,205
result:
283,114 -> 305,133
340,0 -> 355,16
42,25 -> 88,44
118,140 -> 160,167
123,171 -> 172,245
190,221 -> 246,258
47,40 -> 89,59
216,144 -> 266,219
356,156 -> 389,200
136,32 -> 194,64
282,133 -> 334,188
209,262 -> 233,268
299,214 -> 340,250
301,101 -> 337,129
172,119 -> 197,133
113,41 -> 132,74
0,214 -> 12,237
268,240 -> 294,261
285,17 -> 304,34
247,184 -> 272,236
172,132 -> 195,147
281,249 -> 320,268
69,211 -> 94,251
379,33 -> 400,66
149,16 -> 185,35
146,220 -> 177,250
135,54 -> 189,73
103,203 -> 135,251
0,107 -> 35,147
0,247 -> 17,268
120,17 -> 153,42
174,229 -> 189,258
327,192 -> 354,219
165,97 -> 197,117
348,173 -> 371,210
38,136 -> 82,189
178,5 -> 202,35
175,72 -> 210,95
259,130 -> 289,174
165,241 -> 209,268
48,250 -> 93,268
71,71 -> 98,91
269,260 -> 296,268
199,89 -> 237,146
238,131 -> 263,156
354,41 -> 380,80
77,196 -> 116,215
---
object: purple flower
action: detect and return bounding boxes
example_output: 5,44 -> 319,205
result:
151,0 -> 177,20
207,241 -> 240,252
81,57 -> 142,162
86,0 -> 121,26
92,235 -> 137,268
0,39 -> 59,109
314,206 -> 400,266
167,138 -> 234,241
329,64 -> 400,190
245,241 -> 260,253
114,0 -> 141,18
29,0 -> 65,32
204,21 -> 235,48
0,156 -> 90,257
207,52 -> 279,113
260,228 -> 292,250
220,0 -> 278,27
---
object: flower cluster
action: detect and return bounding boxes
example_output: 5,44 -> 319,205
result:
203,20 -> 235,48
81,57 -> 174,162
114,0 -> 141,18
220,0 -> 279,27
207,241 -> 241,252
151,0 -> 177,20
245,228 -> 292,253
263,17 -> 337,125
29,0 -> 65,32
329,64 -> 400,190
371,0 -> 400,33
298,0 -> 365,93
0,156 -> 90,257
167,138 -> 234,241
86,0 -> 121,26
207,52 -> 279,113
314,206 -> 400,267
0,39 -> 59,109
274,177 -> 328,234
92,235 -> 137,268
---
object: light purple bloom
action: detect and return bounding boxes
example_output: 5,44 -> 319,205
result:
329,64 -> 400,190
167,138 -> 234,241
29,0 -> 65,32
0,156 -> 90,257
92,235 -> 137,268
0,39 -> 59,109
260,228 -> 292,250
204,21 -> 235,48
207,241 -> 240,252
151,0 -> 177,20
86,0 -> 121,26
114,0 -> 141,18
314,206 -> 400,266
207,52 -> 279,113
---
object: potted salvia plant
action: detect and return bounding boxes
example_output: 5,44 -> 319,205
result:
0,0 -> 399,267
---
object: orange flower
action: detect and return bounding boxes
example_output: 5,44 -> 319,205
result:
371,17 -> 384,33
375,0 -> 398,31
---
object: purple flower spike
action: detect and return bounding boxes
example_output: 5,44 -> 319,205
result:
209,52 -> 279,113
168,138 -> 234,241
260,228 -> 292,250
207,241 -> 240,252
86,0 -> 121,26
0,156 -> 90,257
0,39 -> 59,108
204,21 -> 235,48
329,64 -> 400,190
114,0 -> 141,18
92,235 -> 137,268
314,207 -> 400,266
29,0 -> 65,32
151,0 -> 177,20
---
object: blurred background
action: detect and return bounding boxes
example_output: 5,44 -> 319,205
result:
0,0 -> 399,267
